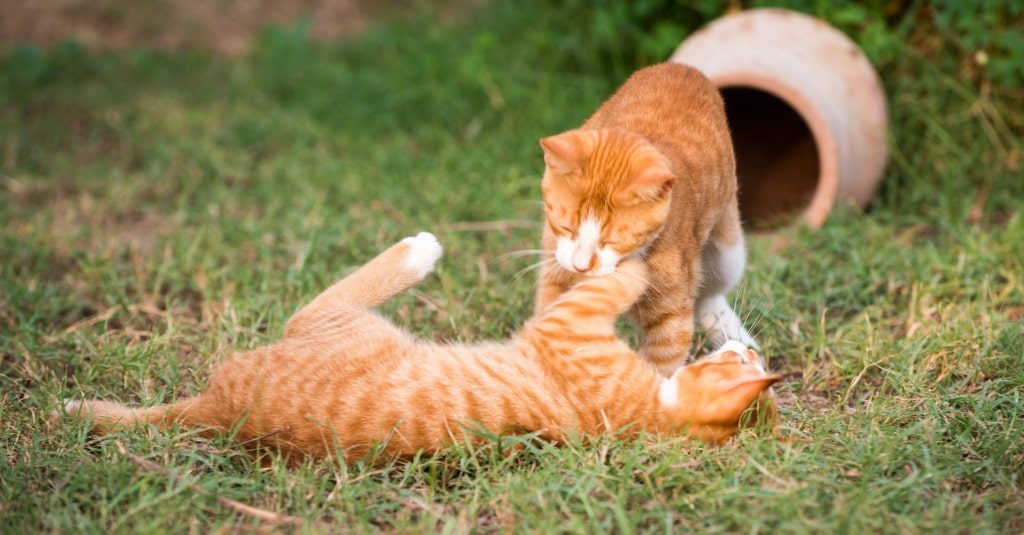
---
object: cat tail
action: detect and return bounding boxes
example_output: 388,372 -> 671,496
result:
53,397 -> 214,436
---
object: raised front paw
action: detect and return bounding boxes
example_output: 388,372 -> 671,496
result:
616,256 -> 648,280
613,256 -> 650,296
401,232 -> 443,278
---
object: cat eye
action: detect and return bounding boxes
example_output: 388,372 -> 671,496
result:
558,224 -> 575,235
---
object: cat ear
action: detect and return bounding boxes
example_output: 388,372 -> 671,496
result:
635,166 -> 676,200
540,133 -> 581,174
716,374 -> 782,416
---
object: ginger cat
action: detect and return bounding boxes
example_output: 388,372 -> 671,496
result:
55,233 -> 779,462
536,63 -> 758,376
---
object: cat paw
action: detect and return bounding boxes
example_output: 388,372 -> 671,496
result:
616,255 -> 649,281
49,400 -> 82,424
698,295 -> 761,352
608,256 -> 649,298
741,334 -> 761,353
616,256 -> 647,277
402,232 -> 443,278
716,340 -> 750,358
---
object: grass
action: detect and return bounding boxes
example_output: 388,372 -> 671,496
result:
2,0 -> 1023,532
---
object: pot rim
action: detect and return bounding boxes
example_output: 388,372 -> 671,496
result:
712,71 -> 840,228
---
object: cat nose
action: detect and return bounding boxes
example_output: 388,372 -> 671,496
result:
572,248 -> 595,272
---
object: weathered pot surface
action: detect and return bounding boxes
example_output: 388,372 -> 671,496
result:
671,8 -> 889,228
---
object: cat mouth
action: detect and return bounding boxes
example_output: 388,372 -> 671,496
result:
555,254 -> 629,277
555,259 -> 615,277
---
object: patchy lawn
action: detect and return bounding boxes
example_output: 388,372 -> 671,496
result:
2,1 -> 1022,532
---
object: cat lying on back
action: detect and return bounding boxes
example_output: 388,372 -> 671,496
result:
536,63 -> 759,376
55,233 -> 779,463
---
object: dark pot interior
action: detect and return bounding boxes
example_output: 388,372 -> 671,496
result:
721,86 -> 820,226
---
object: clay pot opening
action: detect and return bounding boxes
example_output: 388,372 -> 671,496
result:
721,85 -> 830,228
672,8 -> 888,229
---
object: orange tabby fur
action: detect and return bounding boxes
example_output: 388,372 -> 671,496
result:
536,63 -> 757,376
55,233 -> 778,463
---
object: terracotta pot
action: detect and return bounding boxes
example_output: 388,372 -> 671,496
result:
670,8 -> 888,227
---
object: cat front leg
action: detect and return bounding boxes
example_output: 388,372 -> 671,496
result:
636,302 -> 694,377
533,227 -> 575,315
634,252 -> 700,377
534,265 -> 575,316
531,257 -> 649,338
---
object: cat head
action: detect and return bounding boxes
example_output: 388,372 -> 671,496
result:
660,341 -> 782,443
540,128 -> 675,276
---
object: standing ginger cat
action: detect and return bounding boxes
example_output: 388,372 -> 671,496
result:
55,233 -> 778,463
536,63 -> 759,376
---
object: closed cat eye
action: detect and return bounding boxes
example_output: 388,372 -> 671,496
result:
558,224 -> 575,235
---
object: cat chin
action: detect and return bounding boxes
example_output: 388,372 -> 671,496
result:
558,264 -> 616,277
554,244 -> 623,276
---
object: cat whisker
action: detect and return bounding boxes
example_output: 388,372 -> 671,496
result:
744,298 -> 774,342
608,264 -> 664,299
735,287 -> 758,324
732,280 -> 749,318
751,305 -> 774,337
741,300 -> 761,332
614,267 -> 653,291
500,249 -> 555,261
736,290 -> 764,327
724,284 -> 773,348
506,258 -> 557,287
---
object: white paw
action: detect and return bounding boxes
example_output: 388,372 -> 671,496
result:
63,400 -> 83,413
716,340 -> 750,358
402,232 -> 443,278
697,294 -> 760,351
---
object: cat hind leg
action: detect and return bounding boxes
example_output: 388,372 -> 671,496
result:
400,232 -> 444,278
697,294 -> 759,350
697,232 -> 760,350
284,232 -> 443,337
344,231 -> 443,304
